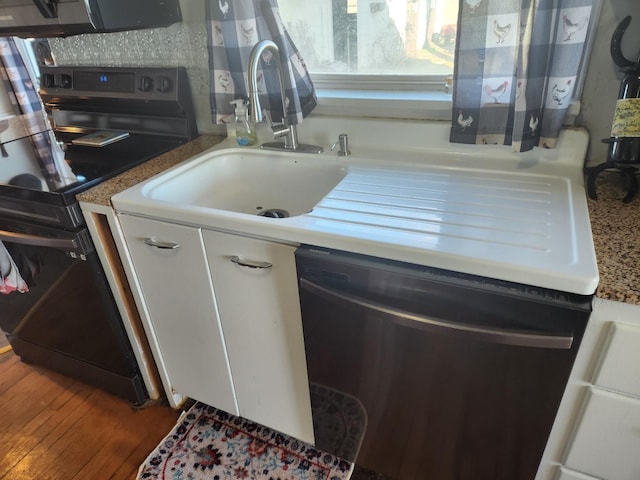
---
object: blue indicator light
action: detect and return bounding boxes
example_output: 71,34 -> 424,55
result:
99,75 -> 108,83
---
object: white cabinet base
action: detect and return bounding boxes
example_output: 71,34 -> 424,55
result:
203,230 -> 314,444
118,213 -> 313,444
119,215 -> 237,414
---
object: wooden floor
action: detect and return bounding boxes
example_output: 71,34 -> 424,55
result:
0,349 -> 180,480
0,346 -> 390,480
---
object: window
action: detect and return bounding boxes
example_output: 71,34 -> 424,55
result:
279,0 -> 598,121
279,0 -> 457,92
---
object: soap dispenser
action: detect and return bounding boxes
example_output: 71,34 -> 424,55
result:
230,99 -> 257,146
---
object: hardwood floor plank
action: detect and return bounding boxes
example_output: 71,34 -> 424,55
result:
0,351 -> 31,393
1,361 -> 77,432
0,354 -> 82,476
73,404 -> 179,480
2,383 -> 96,479
44,391 -> 153,480
0,382 -> 90,478
0,350 -> 179,480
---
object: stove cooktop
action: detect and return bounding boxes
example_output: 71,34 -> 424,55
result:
1,132 -> 185,204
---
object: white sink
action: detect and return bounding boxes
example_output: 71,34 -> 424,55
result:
112,122 -> 598,295
141,148 -> 347,217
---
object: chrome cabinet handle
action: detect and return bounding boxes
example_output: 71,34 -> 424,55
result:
143,238 -> 180,250
299,278 -> 574,350
230,255 -> 272,269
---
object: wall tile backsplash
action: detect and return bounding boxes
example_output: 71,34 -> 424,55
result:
48,22 -> 215,133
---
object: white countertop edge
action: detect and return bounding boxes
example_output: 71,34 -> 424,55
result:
111,196 -> 598,296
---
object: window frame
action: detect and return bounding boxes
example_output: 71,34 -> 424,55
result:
311,73 -> 450,92
286,0 -> 602,123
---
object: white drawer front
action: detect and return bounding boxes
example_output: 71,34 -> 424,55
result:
564,387 -> 640,480
556,466 -> 601,480
593,322 -> 640,397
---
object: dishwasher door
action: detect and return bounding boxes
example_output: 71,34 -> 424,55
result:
295,246 -> 591,480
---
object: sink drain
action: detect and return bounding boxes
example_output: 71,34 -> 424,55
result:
257,208 -> 290,218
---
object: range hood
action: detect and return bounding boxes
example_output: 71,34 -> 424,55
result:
0,0 -> 182,38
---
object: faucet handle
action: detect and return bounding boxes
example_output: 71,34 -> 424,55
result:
262,109 -> 293,139
331,133 -> 350,156
253,107 -> 279,128
262,108 -> 273,126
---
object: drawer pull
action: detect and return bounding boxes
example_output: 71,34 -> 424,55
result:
143,238 -> 180,250
230,255 -> 272,269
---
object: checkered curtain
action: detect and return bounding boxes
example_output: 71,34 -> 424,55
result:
0,37 -> 61,184
450,0 -> 593,151
206,0 -> 317,125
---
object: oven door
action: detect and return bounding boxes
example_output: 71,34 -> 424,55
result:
0,218 -> 146,404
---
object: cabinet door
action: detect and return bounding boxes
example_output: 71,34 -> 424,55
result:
203,230 -> 313,444
564,387 -> 640,480
119,215 -> 237,414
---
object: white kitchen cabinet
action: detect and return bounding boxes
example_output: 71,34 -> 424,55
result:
117,213 -> 313,443
202,229 -> 314,444
564,387 -> 640,480
118,214 -> 237,414
544,298 -> 640,480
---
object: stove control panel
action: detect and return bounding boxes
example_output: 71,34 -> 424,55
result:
39,67 -> 181,100
42,73 -> 72,89
38,66 -> 198,141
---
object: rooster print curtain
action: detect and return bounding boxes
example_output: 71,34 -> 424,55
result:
450,0 -> 593,151
0,38 -> 67,187
205,0 -> 317,125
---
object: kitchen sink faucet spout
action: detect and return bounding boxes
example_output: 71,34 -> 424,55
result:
248,40 -> 323,154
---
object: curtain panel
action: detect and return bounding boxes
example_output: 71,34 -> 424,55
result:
450,0 -> 593,152
206,0 -> 317,126
0,37 -> 62,185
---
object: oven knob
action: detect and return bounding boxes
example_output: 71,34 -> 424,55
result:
138,75 -> 153,92
54,73 -> 71,89
157,76 -> 172,93
41,73 -> 54,88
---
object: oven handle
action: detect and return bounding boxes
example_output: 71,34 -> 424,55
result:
299,277 -> 574,350
0,228 -> 79,249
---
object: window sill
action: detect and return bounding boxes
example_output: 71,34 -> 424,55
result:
314,89 -> 581,124
314,89 -> 453,121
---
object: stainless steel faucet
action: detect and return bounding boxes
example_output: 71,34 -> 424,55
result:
247,40 -> 323,154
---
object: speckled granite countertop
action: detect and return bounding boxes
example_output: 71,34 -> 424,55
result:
588,172 -> 640,305
77,137 -> 639,306
76,135 -> 225,206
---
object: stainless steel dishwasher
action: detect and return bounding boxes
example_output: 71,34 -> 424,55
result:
295,245 -> 592,480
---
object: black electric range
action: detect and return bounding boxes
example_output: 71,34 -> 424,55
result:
0,66 -> 198,405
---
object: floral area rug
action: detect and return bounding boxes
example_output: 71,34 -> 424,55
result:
137,400 -> 355,480
310,384 -> 367,463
